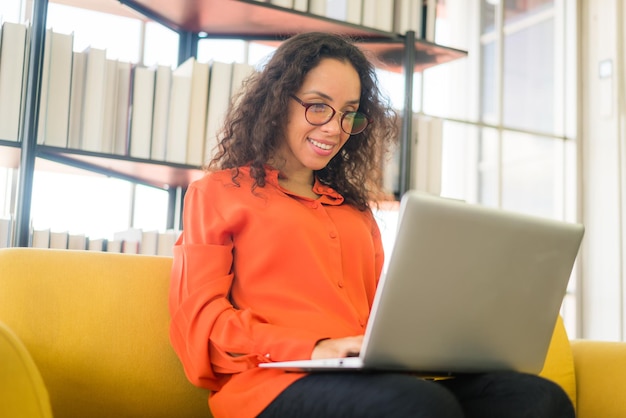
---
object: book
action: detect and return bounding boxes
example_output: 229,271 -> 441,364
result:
19,21 -> 32,144
345,0 -> 362,25
156,229 -> 179,257
230,61 -> 255,105
325,0 -> 347,21
140,229 -> 159,255
49,231 -> 69,249
80,47 -> 107,152
165,57 -> 209,165
293,0 -> 308,12
105,239 -> 123,253
394,0 -> 423,35
38,30 -> 74,148
0,217 -> 12,248
361,0 -> 376,29
113,61 -> 133,155
122,241 -> 139,254
308,0 -> 326,15
67,50 -> 87,149
185,59 -> 210,167
113,227 -> 142,254
87,237 -> 106,251
269,0 -> 293,7
129,65 -> 156,159
165,58 -> 195,164
30,228 -> 50,248
205,60 -> 233,163
0,21 -> 28,141
382,144 -> 399,197
413,114 -> 442,195
36,28 -> 53,145
374,0 -> 394,32
68,233 -> 87,250
150,64 -> 172,161
100,58 -> 120,154
17,21 -> 32,144
424,0 -> 437,42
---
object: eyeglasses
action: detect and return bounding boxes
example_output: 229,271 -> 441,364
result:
290,95 -> 371,135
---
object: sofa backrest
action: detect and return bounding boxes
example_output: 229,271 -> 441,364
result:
539,315 -> 577,408
0,248 -> 211,418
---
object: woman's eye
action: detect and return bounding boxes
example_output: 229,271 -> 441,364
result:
309,103 -> 329,114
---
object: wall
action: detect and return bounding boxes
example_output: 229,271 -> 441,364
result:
580,0 -> 626,340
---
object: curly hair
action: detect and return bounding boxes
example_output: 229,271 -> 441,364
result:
207,32 -> 398,210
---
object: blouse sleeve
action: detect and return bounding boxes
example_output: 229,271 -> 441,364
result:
168,182 -> 322,391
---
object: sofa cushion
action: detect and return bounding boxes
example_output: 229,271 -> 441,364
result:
0,248 -> 210,418
539,316 -> 576,408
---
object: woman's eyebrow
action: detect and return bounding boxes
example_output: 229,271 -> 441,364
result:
301,90 -> 360,105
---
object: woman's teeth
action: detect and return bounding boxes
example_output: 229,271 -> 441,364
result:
309,138 -> 332,150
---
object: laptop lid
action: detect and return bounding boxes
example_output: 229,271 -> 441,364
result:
260,191 -> 584,374
359,191 -> 584,374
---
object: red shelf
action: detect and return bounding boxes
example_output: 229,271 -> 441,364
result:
51,0 -> 466,73
36,146 -> 205,189
119,0 -> 394,38
117,0 -> 467,73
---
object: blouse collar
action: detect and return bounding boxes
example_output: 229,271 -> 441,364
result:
263,166 -> 344,206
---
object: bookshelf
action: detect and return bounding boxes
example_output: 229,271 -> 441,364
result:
116,0 -> 466,73
5,0 -> 466,247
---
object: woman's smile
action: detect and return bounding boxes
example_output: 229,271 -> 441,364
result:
307,137 -> 335,155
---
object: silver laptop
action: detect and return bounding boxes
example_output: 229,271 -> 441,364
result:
259,190 -> 584,375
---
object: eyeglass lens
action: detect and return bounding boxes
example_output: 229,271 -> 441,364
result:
305,103 -> 369,135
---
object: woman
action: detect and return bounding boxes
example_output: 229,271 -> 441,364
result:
169,32 -> 574,418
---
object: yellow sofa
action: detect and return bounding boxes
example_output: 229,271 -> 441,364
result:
0,248 -> 625,417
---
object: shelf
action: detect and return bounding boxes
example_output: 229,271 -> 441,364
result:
253,36 -> 466,74
9,0 -> 465,247
1,141 -> 203,189
361,40 -> 467,73
118,0 -> 394,38
51,0 -> 466,72
50,0 -> 149,21
36,146 -> 205,189
116,0 -> 466,73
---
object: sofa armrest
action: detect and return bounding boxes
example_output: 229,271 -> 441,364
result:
570,339 -> 626,418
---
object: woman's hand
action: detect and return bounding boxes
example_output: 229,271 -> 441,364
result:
311,335 -> 364,360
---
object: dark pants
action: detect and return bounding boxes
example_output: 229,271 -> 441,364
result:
258,371 -> 575,418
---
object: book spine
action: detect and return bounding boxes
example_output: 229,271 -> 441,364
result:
0,22 -> 28,141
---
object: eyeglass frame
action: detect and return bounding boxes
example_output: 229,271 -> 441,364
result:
290,95 -> 371,135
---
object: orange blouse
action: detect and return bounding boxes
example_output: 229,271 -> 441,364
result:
169,166 -> 384,418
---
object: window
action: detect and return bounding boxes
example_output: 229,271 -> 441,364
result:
30,171 -> 133,239
1,1 -> 580,336
422,0 -> 579,336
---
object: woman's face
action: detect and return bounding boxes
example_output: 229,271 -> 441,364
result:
277,58 -> 361,175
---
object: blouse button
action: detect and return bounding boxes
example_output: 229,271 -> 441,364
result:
329,231 -> 337,239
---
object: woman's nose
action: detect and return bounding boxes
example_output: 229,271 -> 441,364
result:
321,112 -> 343,135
